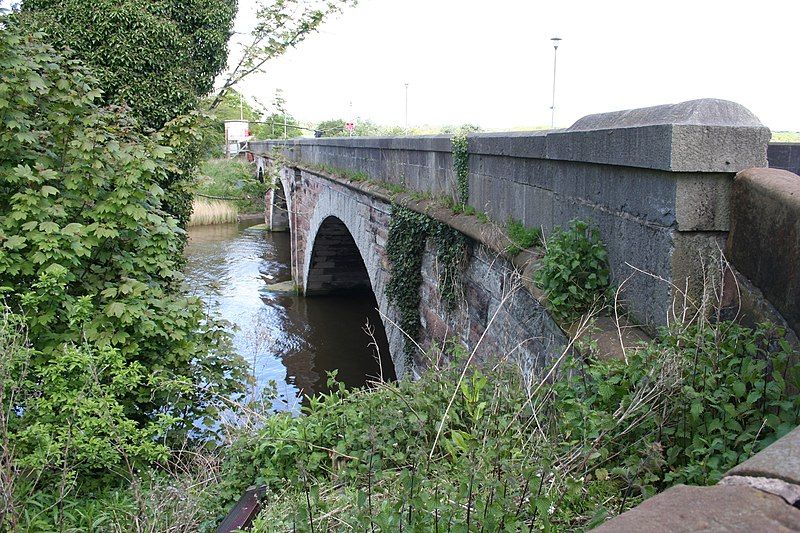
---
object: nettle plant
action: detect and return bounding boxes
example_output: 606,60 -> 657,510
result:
535,219 -> 611,322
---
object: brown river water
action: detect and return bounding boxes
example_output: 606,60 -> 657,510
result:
183,220 -> 394,412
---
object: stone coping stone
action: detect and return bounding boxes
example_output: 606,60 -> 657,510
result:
727,168 -> 800,335
250,99 -> 769,173
567,99 -> 764,131
726,425 -> 800,485
591,484 -> 800,532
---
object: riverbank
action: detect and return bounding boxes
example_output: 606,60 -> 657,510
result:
188,196 -> 265,227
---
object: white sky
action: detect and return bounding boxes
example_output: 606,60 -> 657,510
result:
230,0 -> 800,132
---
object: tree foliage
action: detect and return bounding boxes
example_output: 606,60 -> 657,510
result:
16,0 -> 238,225
19,0 -> 236,131
314,118 -> 402,137
0,30 -> 248,446
212,0 -> 356,107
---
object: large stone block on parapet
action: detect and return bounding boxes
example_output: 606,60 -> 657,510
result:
548,99 -> 770,172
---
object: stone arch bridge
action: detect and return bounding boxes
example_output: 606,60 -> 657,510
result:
249,99 -> 795,379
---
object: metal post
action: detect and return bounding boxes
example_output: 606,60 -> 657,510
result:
404,82 -> 409,133
550,37 -> 561,129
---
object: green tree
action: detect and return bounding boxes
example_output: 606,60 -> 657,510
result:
256,113 -> 305,139
211,0 -> 356,107
314,118 -> 385,137
19,0 -> 236,130
0,30 -> 248,443
16,0 -> 238,226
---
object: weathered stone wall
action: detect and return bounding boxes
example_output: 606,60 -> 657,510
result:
727,167 -> 800,336
768,142 -> 800,176
259,159 -> 566,377
252,99 -> 770,332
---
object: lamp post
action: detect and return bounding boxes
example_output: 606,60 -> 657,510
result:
550,37 -> 562,129
404,82 -> 409,134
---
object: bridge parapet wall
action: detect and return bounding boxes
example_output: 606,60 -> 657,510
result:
252,99 -> 770,330
725,167 -> 800,338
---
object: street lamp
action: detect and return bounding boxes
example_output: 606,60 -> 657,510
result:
550,37 -> 562,129
404,82 -> 409,134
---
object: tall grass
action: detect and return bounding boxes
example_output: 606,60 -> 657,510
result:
188,198 -> 239,227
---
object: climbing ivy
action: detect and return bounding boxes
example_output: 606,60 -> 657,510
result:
385,206 -> 470,363
431,221 -> 470,311
451,133 -> 469,207
386,206 -> 430,362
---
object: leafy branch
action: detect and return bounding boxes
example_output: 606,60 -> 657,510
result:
211,0 -> 356,108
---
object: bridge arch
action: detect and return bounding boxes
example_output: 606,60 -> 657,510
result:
302,188 -> 406,376
268,169 -> 290,232
306,216 -> 372,295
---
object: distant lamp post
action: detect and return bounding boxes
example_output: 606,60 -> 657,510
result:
550,37 -> 562,129
404,82 -> 409,134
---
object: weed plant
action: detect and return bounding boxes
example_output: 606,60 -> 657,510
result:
535,220 -> 610,323
212,319 -> 799,531
505,218 -> 542,256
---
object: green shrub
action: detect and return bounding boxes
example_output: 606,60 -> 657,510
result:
0,30 -> 248,445
210,320 -> 798,531
535,219 -> 610,322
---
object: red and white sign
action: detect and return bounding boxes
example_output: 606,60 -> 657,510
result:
345,121 -> 355,132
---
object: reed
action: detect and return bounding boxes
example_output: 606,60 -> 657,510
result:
188,197 -> 239,226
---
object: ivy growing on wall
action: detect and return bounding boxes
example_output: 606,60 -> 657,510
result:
431,221 -> 470,311
385,206 -> 470,363
386,206 -> 430,361
452,133 -> 470,207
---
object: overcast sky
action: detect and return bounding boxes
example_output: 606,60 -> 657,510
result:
228,0 -> 800,132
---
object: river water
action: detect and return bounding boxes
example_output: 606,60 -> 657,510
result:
183,220 -> 394,412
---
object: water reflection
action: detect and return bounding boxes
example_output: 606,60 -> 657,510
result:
183,221 -> 394,412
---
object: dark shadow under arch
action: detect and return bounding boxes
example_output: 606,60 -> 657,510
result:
269,178 -> 289,232
306,216 -> 372,295
304,215 -> 396,381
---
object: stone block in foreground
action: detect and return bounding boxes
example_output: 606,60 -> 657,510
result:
591,484 -> 800,532
727,425 -> 800,486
